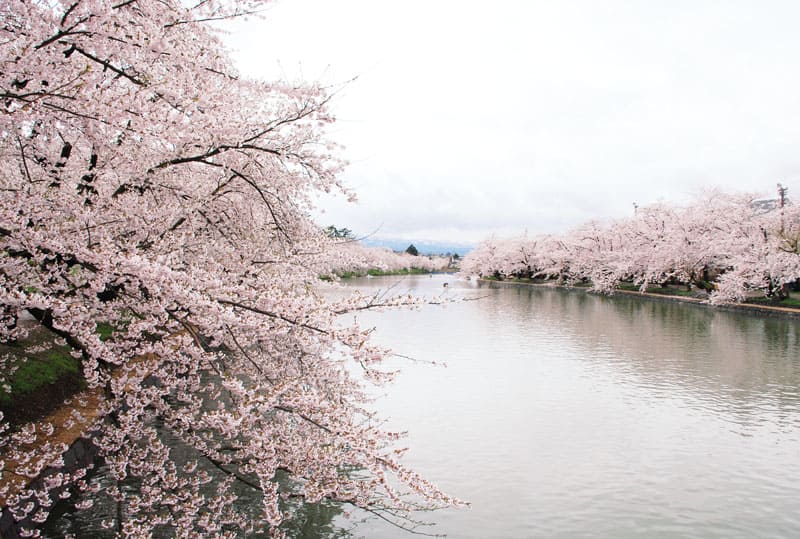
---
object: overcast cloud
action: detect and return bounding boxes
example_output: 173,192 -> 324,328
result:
224,0 -> 800,244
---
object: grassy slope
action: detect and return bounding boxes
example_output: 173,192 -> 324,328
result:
0,328 -> 84,426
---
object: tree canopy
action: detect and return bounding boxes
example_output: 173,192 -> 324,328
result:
0,1 -> 455,536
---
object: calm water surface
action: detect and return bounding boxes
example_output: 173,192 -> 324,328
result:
340,274 -> 800,539
47,274 -> 800,538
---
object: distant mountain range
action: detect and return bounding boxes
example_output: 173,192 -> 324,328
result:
361,238 -> 474,257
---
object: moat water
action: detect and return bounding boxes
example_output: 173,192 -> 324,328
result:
340,274 -> 800,538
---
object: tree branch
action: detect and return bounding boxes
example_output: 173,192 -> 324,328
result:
215,298 -> 327,335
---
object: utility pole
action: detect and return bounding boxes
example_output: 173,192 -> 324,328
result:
777,183 -> 788,235
777,183 -> 788,208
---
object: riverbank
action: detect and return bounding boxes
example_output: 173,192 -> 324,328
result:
325,268 -> 458,280
479,278 -> 800,319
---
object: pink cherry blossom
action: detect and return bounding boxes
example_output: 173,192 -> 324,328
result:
0,0 -> 459,535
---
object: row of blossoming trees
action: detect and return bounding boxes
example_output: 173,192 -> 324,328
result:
0,0 -> 456,537
461,191 -> 800,304
324,242 -> 450,277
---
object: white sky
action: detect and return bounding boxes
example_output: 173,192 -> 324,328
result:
223,0 -> 800,244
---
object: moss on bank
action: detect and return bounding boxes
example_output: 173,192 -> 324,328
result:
0,328 -> 84,427
745,296 -> 800,309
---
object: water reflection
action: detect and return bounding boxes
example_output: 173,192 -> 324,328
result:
481,284 -> 800,431
340,275 -> 800,539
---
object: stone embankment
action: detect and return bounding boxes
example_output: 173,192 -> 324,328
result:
480,278 -> 800,319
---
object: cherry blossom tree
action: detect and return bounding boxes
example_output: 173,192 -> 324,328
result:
456,238 -> 499,278
708,198 -> 800,303
0,1 -> 457,536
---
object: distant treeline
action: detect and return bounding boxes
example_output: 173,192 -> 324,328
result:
322,240 -> 453,278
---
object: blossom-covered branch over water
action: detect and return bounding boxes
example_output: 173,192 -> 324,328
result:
0,0 -> 458,536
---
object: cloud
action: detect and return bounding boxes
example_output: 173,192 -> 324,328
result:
226,0 -> 800,244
